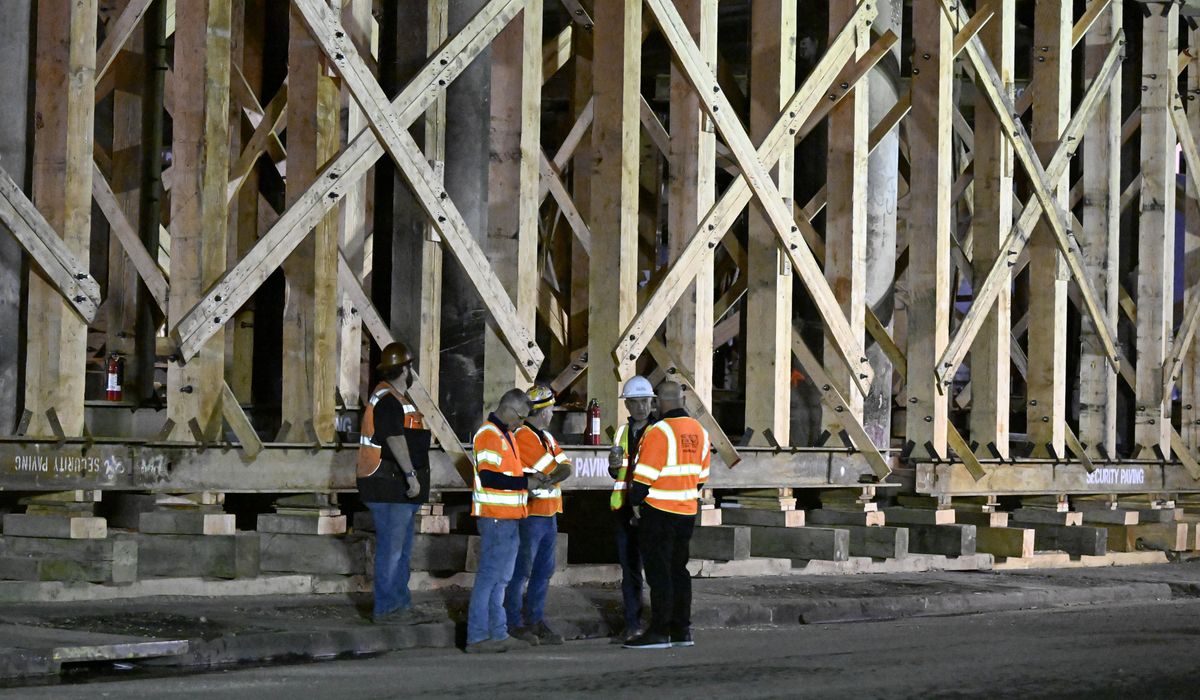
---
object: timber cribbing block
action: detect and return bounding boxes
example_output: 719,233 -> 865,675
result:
1105,523 -> 1189,553
881,507 -> 955,525
0,535 -> 136,583
257,513 -> 347,535
1079,509 -> 1139,526
1127,508 -> 1182,523
748,526 -> 849,562
409,534 -> 471,572
690,526 -> 751,561
1011,508 -> 1083,526
138,532 -> 259,579
974,527 -> 1035,559
808,510 -> 885,527
906,524 -> 977,557
2,514 -> 106,540
953,511 -> 1009,528
140,509 -> 235,536
841,525 -> 908,559
719,508 -> 804,528
1027,524 -> 1107,556
260,532 -> 365,575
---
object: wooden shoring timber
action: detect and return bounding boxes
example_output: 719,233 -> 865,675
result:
968,0 -> 1013,458
227,83 -> 287,204
542,23 -> 573,84
664,0 -> 717,406
220,380 -> 263,459
1026,0 -> 1071,458
1160,93 -> 1200,402
172,0 -> 536,373
231,64 -> 288,166
822,0 -> 869,432
419,0 -> 449,396
539,151 -> 592,254
1187,22 -> 1200,451
1079,0 -> 1122,459
646,340 -> 742,470
482,0 -> 542,404
337,252 -> 474,485
904,0 -> 953,459
91,163 -> 169,313
538,97 -> 593,203
1133,4 -> 1177,455
93,0 -> 154,95
641,0 -> 875,396
614,2 -> 873,390
0,169 -> 101,323
933,22 -> 1124,389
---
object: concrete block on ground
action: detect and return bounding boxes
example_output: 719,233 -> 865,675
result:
1028,524 -> 1107,556
1105,523 -> 1189,553
688,557 -> 790,577
256,513 -> 346,536
719,508 -> 803,528
140,510 -> 235,536
808,510 -> 885,527
906,524 -> 976,557
0,536 -> 136,583
881,507 -> 954,525
1011,508 -> 1082,526
689,526 -> 751,561
410,534 -> 470,572
137,532 -> 259,579
2,514 -> 106,540
841,525 -> 907,559
259,532 -> 364,575
749,526 -> 849,562
1079,509 -> 1139,526
975,527 -> 1034,559
953,511 -> 1009,528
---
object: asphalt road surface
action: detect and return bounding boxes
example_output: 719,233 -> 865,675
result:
9,598 -> 1199,699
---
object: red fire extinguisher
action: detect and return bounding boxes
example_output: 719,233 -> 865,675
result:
585,399 -> 601,445
106,354 -> 124,402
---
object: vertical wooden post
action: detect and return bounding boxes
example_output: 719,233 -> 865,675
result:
904,0 -> 952,458
419,0 -> 449,397
589,0 -> 640,434
1186,18 -> 1200,451
337,0 -> 375,410
969,0 -> 1014,457
1081,0 -> 1122,457
666,0 -> 716,406
25,0 -> 97,437
484,0 -> 541,405
569,17 -> 593,390
1027,0 -> 1071,458
743,0 -> 795,445
823,0 -> 868,434
1135,3 -> 1177,456
279,0 -> 340,443
168,0 -> 231,437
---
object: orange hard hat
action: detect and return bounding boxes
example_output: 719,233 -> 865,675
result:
377,341 -> 415,371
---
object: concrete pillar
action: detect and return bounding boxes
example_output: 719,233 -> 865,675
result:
0,1 -> 32,433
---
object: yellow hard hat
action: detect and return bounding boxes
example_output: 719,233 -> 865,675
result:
527,385 -> 556,410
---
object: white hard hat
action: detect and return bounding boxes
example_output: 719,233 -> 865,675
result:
620,376 -> 655,399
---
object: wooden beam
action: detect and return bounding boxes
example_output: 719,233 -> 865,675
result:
1133,4 -> 1177,456
23,0 -> 98,438
95,0 -> 154,86
91,163 -> 168,312
540,151 -> 591,254
968,0 -> 1013,458
166,0 -> 232,440
1187,21 -> 1200,452
1026,0 -> 1071,458
173,0 -> 528,365
226,83 -> 287,204
417,0 -> 448,396
220,380 -> 263,458
1079,0 -> 1122,458
483,0 -> 542,404
665,0 -> 716,406
1163,95 -> 1200,403
542,23 -> 572,84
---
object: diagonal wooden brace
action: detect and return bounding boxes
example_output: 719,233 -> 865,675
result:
934,15 -> 1123,389
646,339 -> 742,469
616,1 -> 872,394
0,167 -> 101,324
539,150 -> 591,254
642,0 -> 875,396
92,162 -> 170,313
1161,92 -> 1200,400
173,0 -> 526,363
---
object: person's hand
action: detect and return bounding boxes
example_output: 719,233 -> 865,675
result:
404,471 -> 421,498
631,505 -> 641,524
608,446 -> 624,469
549,462 -> 573,485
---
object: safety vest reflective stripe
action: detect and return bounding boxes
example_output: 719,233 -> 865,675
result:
531,451 -> 555,474
658,464 -> 704,478
473,489 -> 528,506
475,424 -> 504,440
359,434 -> 378,447
633,463 -> 660,481
633,417 -> 711,516
529,487 -> 561,499
612,481 -> 627,491
647,487 -> 700,501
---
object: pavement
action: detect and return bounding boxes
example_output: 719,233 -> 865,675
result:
2,559 -> 1198,685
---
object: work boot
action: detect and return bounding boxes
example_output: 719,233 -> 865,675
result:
498,635 -> 532,651
622,632 -> 671,649
464,639 -> 507,654
510,626 -> 541,646
533,621 -> 564,645
669,630 -> 694,648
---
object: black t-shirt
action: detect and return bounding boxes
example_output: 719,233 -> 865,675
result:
356,393 -> 432,504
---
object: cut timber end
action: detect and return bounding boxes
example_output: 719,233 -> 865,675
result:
2,514 -> 107,540
256,513 -> 347,536
719,508 -> 804,528
881,507 -> 956,526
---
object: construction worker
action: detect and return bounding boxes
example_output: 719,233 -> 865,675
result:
356,341 -> 431,624
505,385 -> 573,645
465,389 -> 533,654
623,380 -> 710,650
607,375 -> 656,639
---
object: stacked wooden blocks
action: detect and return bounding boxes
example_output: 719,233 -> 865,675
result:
0,490 -> 134,583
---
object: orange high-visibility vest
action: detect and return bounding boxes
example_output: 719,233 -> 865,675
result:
356,382 -> 425,478
632,417 -> 710,516
472,419 -> 529,519
514,424 -> 567,517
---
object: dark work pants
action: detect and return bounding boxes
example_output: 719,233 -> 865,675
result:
614,510 -> 644,631
637,506 -> 695,637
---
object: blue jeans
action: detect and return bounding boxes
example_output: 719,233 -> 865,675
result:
504,515 -> 557,630
367,501 -> 421,617
467,517 -> 521,644
614,511 -> 644,631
